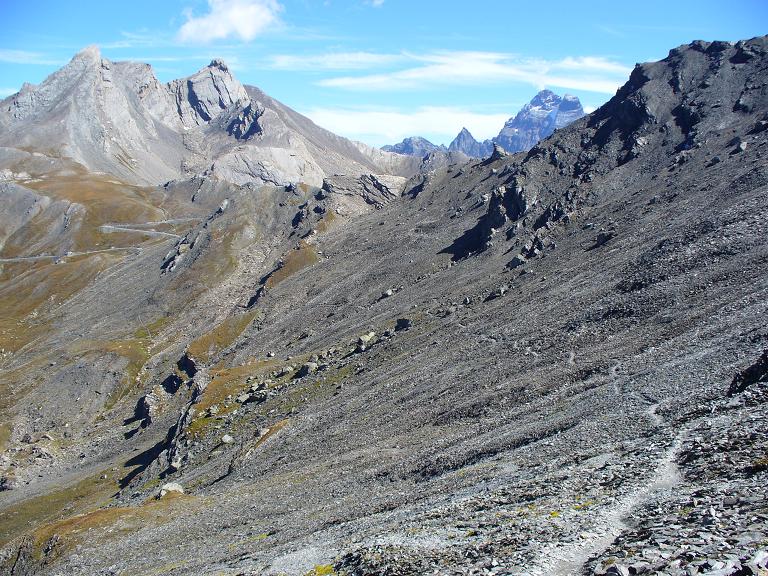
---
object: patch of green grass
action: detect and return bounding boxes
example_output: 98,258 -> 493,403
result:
305,565 -> 335,576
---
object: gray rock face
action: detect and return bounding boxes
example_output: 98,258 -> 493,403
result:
382,136 -> 446,157
167,59 -> 249,128
448,127 -> 493,158
494,89 -> 585,153
0,47 -> 415,187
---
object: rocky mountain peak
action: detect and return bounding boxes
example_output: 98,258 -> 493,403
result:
558,93 -> 582,112
169,59 -> 250,128
495,90 -> 585,153
71,44 -> 101,65
529,89 -> 560,108
448,127 -> 493,158
382,136 -> 445,157
208,58 -> 230,72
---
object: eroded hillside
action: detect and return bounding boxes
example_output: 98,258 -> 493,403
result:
0,37 -> 767,576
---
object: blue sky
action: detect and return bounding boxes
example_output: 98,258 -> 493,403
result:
1,0 -> 766,146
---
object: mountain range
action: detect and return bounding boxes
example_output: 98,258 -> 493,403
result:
0,46 -> 417,188
0,36 -> 767,576
383,89 -> 586,158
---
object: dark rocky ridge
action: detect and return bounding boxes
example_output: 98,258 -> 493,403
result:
0,36 -> 766,575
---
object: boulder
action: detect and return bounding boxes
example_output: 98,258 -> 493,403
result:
297,362 -> 318,377
158,482 -> 184,498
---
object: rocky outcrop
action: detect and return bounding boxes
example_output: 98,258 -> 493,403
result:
168,59 -> 249,128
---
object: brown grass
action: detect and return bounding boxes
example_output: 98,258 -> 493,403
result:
265,241 -> 319,289
255,418 -> 289,448
187,310 -> 260,365
0,253 -> 121,353
21,167 -> 164,253
28,492 -> 193,561
314,210 -> 337,234
0,470 -> 117,549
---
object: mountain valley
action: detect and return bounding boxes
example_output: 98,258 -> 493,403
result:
0,35 -> 766,576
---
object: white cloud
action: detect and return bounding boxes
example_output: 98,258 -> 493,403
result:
319,51 -> 631,94
177,0 -> 283,43
269,51 -> 404,70
0,87 -> 18,97
367,0 -> 385,6
302,105 -> 511,147
0,49 -> 63,66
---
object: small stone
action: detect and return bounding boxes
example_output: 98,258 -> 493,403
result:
395,318 -> 412,331
381,289 -> 394,298
221,434 -> 234,444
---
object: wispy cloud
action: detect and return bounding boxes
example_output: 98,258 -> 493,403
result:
177,0 -> 283,44
268,51 -> 404,71
319,51 -> 631,94
303,105 -> 511,146
0,49 -> 63,66
366,0 -> 385,6
0,87 -> 18,98
102,31 -> 173,50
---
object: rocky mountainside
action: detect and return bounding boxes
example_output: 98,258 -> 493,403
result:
1,36 -> 767,576
0,46 -> 416,188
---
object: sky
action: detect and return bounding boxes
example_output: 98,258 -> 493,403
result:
1,1 -> 766,147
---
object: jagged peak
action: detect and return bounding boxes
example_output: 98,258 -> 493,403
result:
529,89 -> 561,108
208,58 -> 230,72
71,45 -> 101,64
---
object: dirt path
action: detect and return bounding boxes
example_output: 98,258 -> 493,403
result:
0,246 -> 143,264
529,361 -> 683,576
534,434 -> 682,575
99,224 -> 182,239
